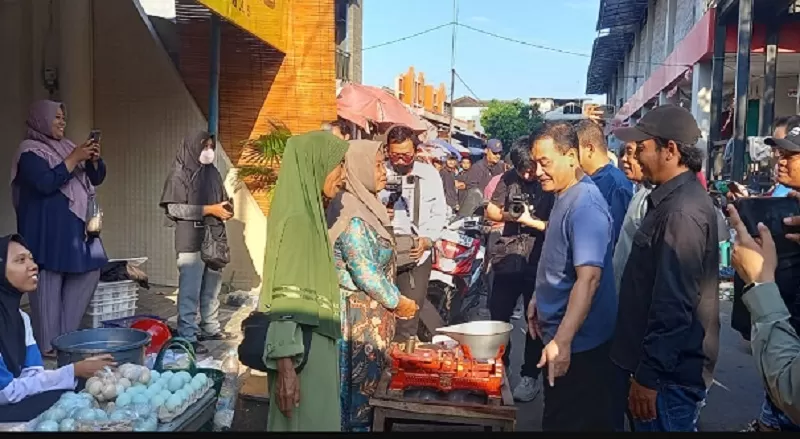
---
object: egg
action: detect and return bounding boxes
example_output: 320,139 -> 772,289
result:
139,368 -> 152,385
59,418 -> 76,432
101,383 -> 117,400
116,393 -> 132,407
42,406 -> 67,423
109,410 -> 130,422
36,420 -> 59,432
150,394 -> 166,409
190,379 -> 203,393
167,375 -> 184,393
117,377 -> 132,389
86,378 -> 103,396
175,371 -> 192,384
148,382 -> 163,395
131,383 -> 147,393
126,385 -> 142,396
94,409 -> 108,421
161,370 -> 174,380
116,384 -> 125,397
75,408 -> 97,422
193,372 -> 208,383
149,370 -> 161,382
165,393 -> 183,412
132,393 -> 150,405
159,389 -> 172,401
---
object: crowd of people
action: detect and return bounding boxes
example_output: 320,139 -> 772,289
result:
5,96 -> 800,433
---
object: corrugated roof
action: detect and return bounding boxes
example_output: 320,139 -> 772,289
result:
596,0 -> 648,31
585,30 -> 635,95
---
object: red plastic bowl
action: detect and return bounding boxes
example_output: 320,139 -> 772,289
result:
131,318 -> 172,356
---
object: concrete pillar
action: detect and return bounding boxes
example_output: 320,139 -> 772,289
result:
644,0 -> 656,77
691,61 -> 712,173
58,0 -> 94,140
665,0 -> 678,56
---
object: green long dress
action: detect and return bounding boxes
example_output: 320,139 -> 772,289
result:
258,131 -> 350,432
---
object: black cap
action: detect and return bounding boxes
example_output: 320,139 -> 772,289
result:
765,125 -> 800,152
614,105 -> 701,145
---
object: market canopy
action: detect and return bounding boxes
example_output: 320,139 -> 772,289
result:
337,83 -> 427,132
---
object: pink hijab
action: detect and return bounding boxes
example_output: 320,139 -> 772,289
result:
10,100 -> 95,221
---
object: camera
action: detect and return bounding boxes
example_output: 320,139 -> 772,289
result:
507,193 -> 532,220
384,168 -> 417,207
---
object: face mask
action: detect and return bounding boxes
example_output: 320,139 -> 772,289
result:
199,149 -> 215,165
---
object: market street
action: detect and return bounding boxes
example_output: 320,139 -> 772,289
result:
508,299 -> 762,431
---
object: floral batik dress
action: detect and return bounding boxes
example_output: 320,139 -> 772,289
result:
334,217 -> 399,432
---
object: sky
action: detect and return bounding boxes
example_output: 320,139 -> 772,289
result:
362,0 -> 604,102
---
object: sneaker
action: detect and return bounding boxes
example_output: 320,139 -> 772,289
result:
512,376 -> 541,402
511,307 -> 523,320
198,331 -> 236,342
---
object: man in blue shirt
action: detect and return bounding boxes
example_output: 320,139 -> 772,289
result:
528,121 -> 617,431
575,120 -> 633,246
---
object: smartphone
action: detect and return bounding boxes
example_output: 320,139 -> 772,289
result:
89,130 -> 102,143
733,197 -> 800,238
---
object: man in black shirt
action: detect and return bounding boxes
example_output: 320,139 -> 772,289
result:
439,152 -> 460,212
461,139 -> 505,195
611,105 -> 719,432
485,138 -> 555,402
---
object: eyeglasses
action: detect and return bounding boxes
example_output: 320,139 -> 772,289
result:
389,152 -> 415,162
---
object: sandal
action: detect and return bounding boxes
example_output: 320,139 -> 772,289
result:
198,331 -> 236,342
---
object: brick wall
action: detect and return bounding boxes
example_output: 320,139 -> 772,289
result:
178,0 -> 337,214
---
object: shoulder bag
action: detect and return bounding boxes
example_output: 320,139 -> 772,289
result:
238,311 -> 313,373
201,221 -> 230,271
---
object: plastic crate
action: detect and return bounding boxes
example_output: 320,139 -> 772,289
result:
101,314 -> 166,329
87,281 -> 139,328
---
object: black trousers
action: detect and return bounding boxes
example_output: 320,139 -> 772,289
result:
0,389 -> 67,422
489,272 -> 542,379
542,341 -> 614,432
393,257 -> 433,342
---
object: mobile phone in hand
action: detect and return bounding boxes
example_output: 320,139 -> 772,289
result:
89,129 -> 102,143
733,197 -> 800,237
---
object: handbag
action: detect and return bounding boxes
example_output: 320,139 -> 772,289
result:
238,311 -> 313,373
394,177 -> 421,273
201,222 -> 230,271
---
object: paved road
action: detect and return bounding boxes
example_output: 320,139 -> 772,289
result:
508,300 -> 763,432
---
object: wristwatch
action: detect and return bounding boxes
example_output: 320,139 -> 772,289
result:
742,282 -> 766,295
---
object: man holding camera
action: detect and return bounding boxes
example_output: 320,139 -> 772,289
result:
485,138 -> 554,402
380,125 -> 448,342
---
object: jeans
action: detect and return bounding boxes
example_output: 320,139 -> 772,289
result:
760,392 -> 800,431
177,252 -> 223,342
633,383 -> 707,432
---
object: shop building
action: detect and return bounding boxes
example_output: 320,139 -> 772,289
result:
0,0 -> 358,288
587,0 -> 800,180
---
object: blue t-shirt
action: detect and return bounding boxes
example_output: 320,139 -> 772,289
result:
534,176 -> 618,353
590,163 -> 633,247
772,183 -> 791,198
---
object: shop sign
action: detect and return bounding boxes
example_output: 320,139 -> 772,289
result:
198,0 -> 289,53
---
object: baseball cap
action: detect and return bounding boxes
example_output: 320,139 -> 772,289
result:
614,105 -> 701,145
765,125 -> 800,152
487,139 -> 503,153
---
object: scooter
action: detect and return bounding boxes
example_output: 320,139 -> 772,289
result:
418,189 -> 491,341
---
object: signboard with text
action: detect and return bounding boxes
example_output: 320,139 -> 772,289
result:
198,0 -> 289,53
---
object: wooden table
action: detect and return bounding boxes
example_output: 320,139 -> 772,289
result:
369,371 -> 517,432
159,388 -> 217,432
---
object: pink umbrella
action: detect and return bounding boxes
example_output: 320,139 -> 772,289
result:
337,83 -> 427,132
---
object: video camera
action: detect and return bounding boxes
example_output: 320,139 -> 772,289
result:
384,168 -> 416,208
507,193 -> 534,220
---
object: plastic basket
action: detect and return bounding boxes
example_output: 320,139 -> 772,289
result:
91,280 -> 138,304
154,337 -> 225,397
101,314 -> 166,329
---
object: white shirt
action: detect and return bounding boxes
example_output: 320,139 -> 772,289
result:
0,311 -> 77,405
380,161 -> 448,265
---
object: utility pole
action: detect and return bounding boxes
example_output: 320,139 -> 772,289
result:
448,0 -> 457,142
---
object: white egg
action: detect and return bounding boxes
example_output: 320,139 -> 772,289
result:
86,378 -> 103,396
117,377 -> 132,389
115,384 -> 125,397
139,368 -> 151,385
101,383 -> 117,400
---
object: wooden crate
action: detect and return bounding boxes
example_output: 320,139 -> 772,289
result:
231,369 -> 270,432
369,371 -> 517,432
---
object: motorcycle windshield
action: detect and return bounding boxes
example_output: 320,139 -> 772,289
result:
458,189 -> 485,218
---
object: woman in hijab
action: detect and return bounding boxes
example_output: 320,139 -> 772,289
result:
327,140 -> 418,431
159,131 -> 234,355
259,131 -> 349,432
0,234 -> 115,422
11,100 -> 108,358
